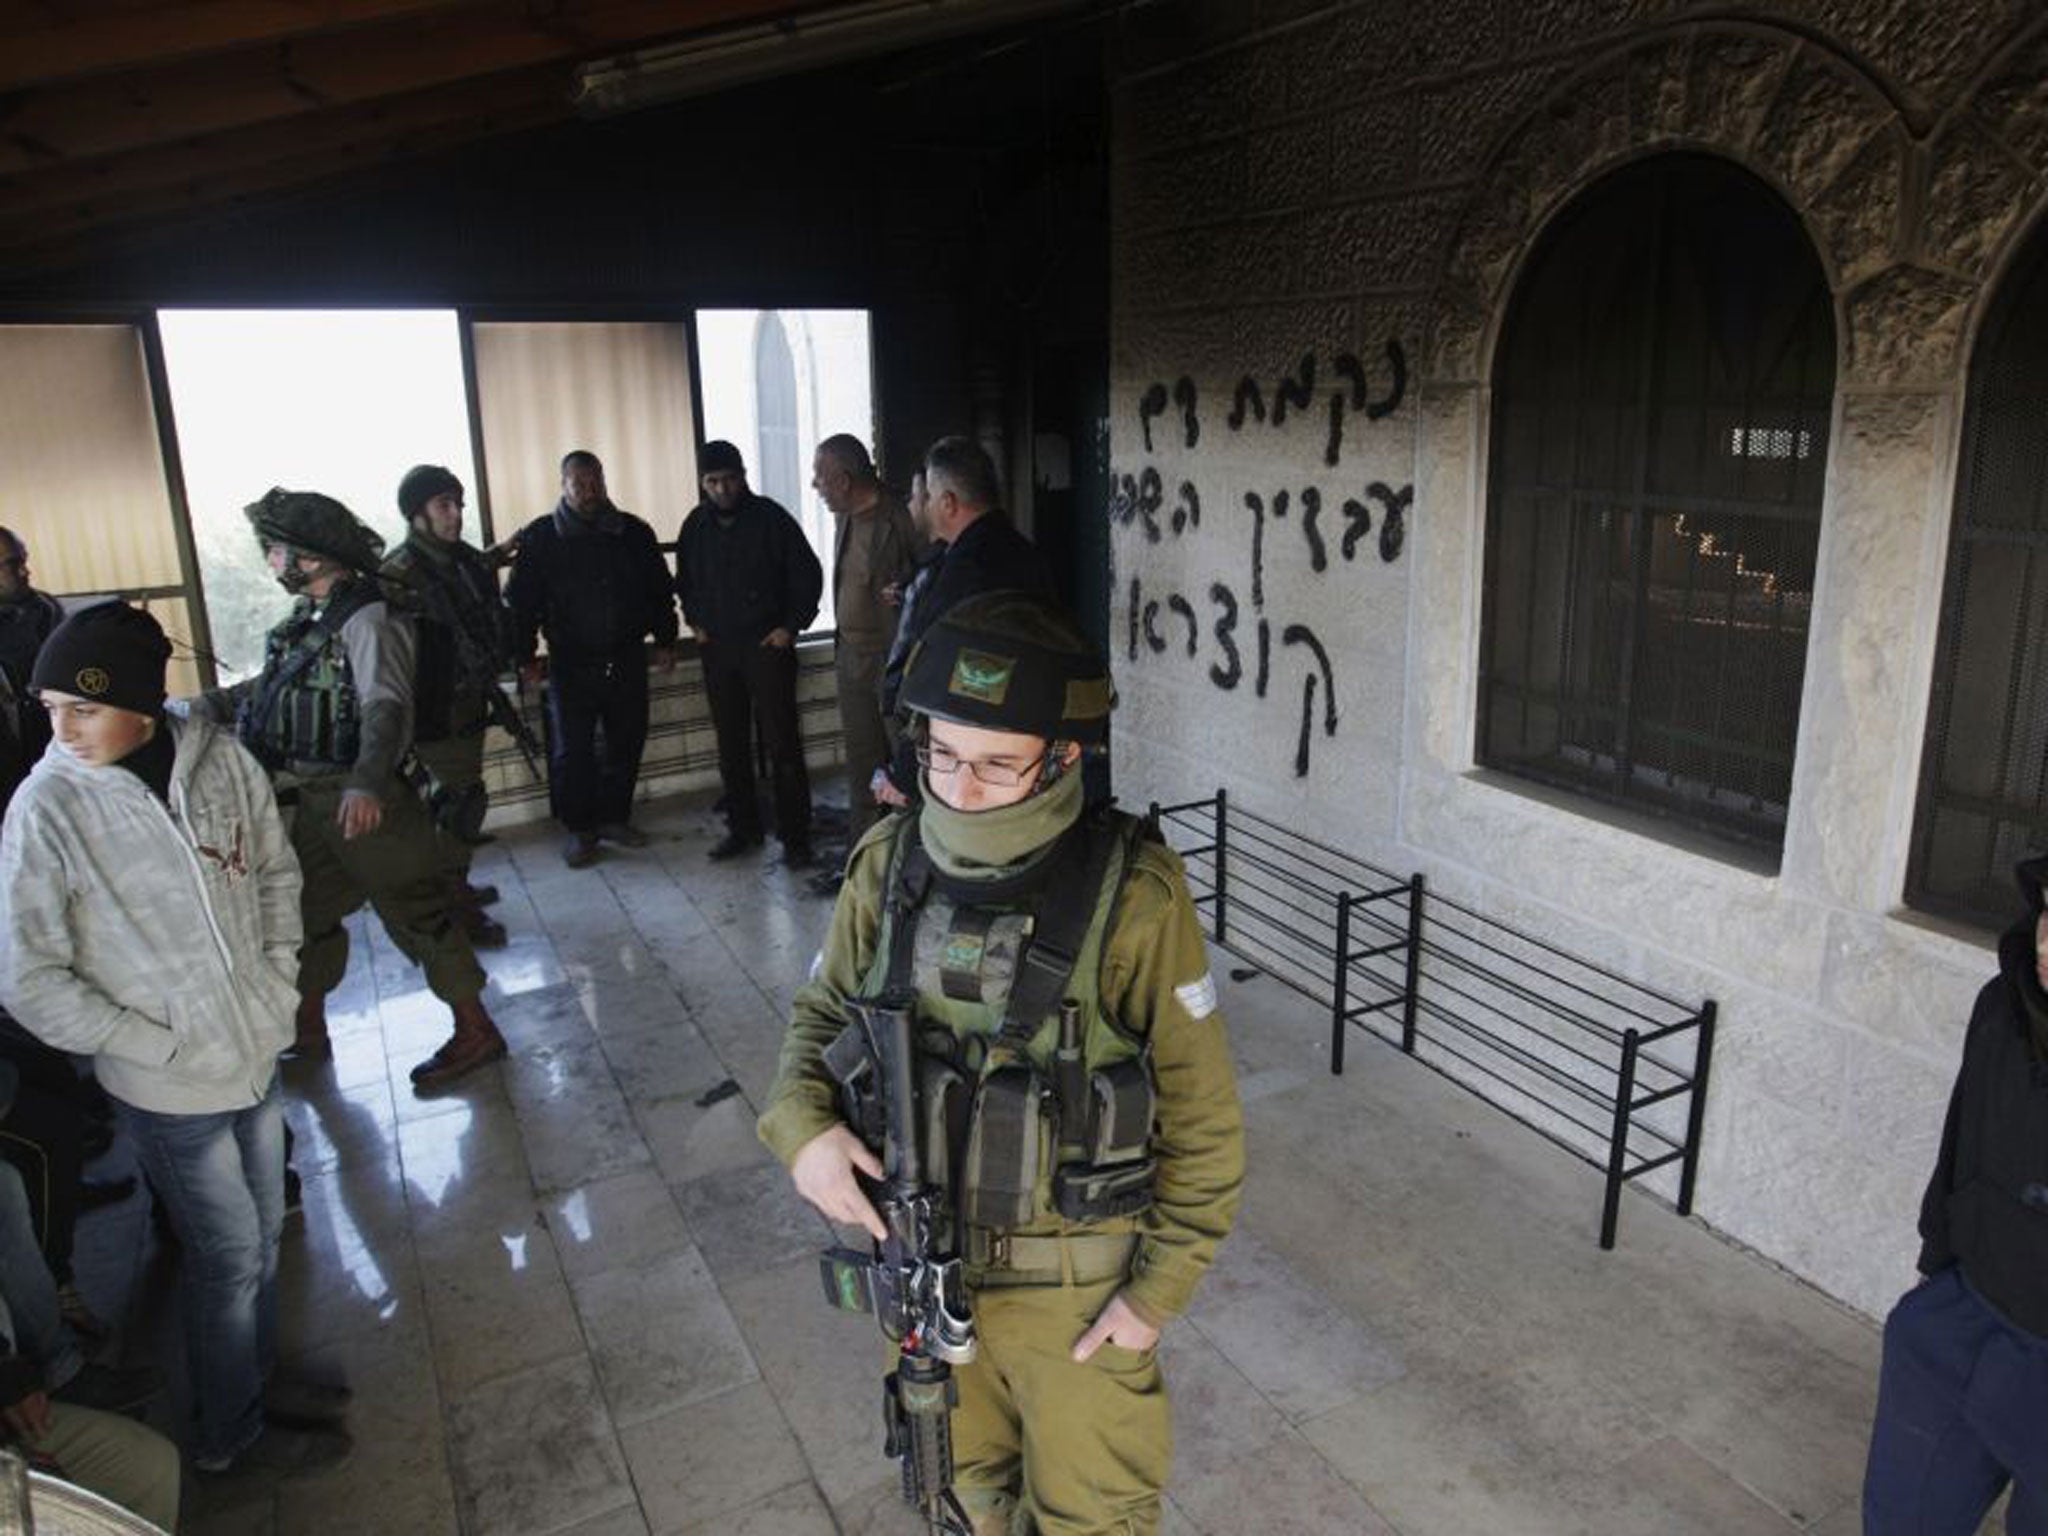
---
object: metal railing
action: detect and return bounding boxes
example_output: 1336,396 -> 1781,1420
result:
1149,789 -> 1718,1250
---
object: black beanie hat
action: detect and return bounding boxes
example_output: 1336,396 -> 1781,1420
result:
398,464 -> 464,523
700,440 -> 744,476
30,602 -> 172,716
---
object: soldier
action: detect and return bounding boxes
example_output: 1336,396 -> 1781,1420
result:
380,465 -> 518,949
759,592 -> 1245,1535
207,489 -> 506,1092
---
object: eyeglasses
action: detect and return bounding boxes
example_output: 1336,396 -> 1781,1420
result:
914,742 -> 1041,788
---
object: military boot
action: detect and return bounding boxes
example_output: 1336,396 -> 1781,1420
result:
409,997 -> 508,1093
454,903 -> 509,949
288,994 -> 332,1062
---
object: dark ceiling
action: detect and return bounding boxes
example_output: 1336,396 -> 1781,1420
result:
0,0 -> 1094,274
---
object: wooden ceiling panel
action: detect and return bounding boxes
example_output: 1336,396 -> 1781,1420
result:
0,63 -> 569,243
0,0 -> 1066,266
0,0 -> 810,176
0,0 -> 492,92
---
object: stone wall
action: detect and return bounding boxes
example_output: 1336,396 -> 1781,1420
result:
1108,0 -> 2048,1315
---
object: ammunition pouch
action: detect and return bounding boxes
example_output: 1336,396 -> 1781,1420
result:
917,1056 -> 970,1207
1050,1055 -> 1158,1221
959,1064 -> 1046,1231
823,1020 -> 887,1154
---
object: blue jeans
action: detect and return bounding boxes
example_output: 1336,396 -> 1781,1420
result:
1863,1266 -> 2048,1535
0,1160 -> 81,1391
120,1080 -> 285,1464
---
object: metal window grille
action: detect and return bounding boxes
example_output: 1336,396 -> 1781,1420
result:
1478,155 -> 1836,856
1907,220 -> 2048,929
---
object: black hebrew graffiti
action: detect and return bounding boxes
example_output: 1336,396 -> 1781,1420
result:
1173,376 -> 1199,449
1125,572 -> 1339,778
1116,336 -> 1413,779
1228,377 -> 1266,430
1339,481 -> 1411,565
1273,353 -> 1315,425
1166,593 -> 1198,657
1209,581 -> 1241,690
1138,382 -> 1169,454
1142,340 -> 1407,469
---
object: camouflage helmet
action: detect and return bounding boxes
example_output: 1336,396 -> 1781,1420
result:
900,591 -> 1114,744
244,488 -> 386,573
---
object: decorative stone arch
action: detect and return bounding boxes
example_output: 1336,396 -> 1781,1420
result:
1422,22 -> 1959,392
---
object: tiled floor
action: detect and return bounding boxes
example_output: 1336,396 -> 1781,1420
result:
76,784 -> 1926,1534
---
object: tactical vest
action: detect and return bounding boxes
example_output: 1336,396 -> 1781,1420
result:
239,580 -> 377,770
848,808 -> 1160,1240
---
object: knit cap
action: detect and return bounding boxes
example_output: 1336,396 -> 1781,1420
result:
30,601 -> 171,715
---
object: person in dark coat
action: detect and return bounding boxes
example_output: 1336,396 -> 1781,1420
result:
675,440 -> 823,866
505,451 -> 678,868
0,529 -> 63,818
1862,853 -> 2048,1534
873,436 -> 1053,810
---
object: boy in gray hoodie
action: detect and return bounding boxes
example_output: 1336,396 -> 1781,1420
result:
0,602 -> 352,1479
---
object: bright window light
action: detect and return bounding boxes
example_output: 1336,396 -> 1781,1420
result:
695,309 -> 874,631
158,309 -> 476,681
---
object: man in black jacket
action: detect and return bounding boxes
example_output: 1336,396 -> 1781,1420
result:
0,529 -> 62,817
872,436 -> 1053,810
675,440 -> 823,865
1862,854 -> 2048,1534
506,451 -> 678,868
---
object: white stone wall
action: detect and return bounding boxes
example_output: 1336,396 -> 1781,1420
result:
1109,2 -> 2048,1316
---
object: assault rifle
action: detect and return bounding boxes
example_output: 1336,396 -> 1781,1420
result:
818,996 -> 976,1535
393,561 -> 544,783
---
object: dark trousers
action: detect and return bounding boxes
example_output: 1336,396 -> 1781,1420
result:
547,653 -> 650,834
0,1073 -> 84,1287
702,640 -> 810,848
1863,1266 -> 2048,1535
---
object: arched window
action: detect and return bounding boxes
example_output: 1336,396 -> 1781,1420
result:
753,311 -> 802,514
1478,154 -> 1835,856
1907,220 -> 2048,927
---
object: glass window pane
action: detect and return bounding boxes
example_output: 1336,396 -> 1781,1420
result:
1478,156 -> 1833,855
1909,211 -> 2048,927
695,309 -> 874,632
157,309 -> 475,681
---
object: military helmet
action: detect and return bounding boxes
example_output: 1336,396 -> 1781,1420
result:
900,591 -> 1114,743
245,488 -> 386,573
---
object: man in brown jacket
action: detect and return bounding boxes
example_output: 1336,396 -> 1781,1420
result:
811,435 -> 922,882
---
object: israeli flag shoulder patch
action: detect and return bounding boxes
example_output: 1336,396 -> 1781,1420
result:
1174,972 -> 1218,1020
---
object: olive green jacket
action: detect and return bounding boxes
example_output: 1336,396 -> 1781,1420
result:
758,814 -> 1245,1325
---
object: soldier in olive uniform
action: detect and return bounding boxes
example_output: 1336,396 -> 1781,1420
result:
200,489 -> 506,1092
379,465 -> 517,949
759,592 -> 1245,1536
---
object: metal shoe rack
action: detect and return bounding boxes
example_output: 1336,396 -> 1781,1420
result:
1148,790 -> 1718,1249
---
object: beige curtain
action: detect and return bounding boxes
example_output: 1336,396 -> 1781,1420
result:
0,325 -> 184,594
0,326 -> 202,693
469,322 -> 700,544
